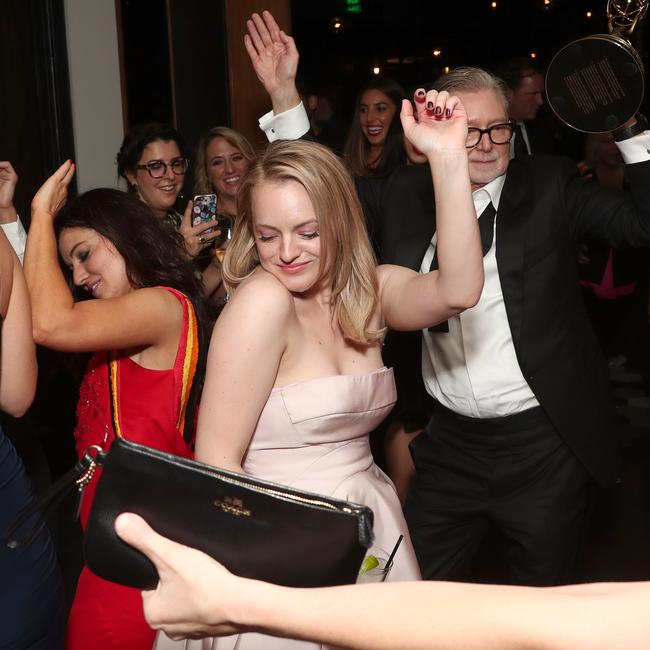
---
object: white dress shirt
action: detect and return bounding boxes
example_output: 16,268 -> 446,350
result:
1,216 -> 27,264
419,130 -> 650,418
420,174 -> 540,418
259,102 -> 310,143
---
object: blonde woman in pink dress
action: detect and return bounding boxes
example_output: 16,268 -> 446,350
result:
155,88 -> 483,650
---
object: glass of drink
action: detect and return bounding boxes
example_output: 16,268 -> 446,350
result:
214,215 -> 233,263
357,546 -> 391,583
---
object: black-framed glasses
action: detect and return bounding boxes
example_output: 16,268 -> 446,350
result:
466,122 -> 514,148
136,157 -> 188,178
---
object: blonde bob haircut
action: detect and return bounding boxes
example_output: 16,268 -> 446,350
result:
223,139 -> 383,345
193,126 -> 256,198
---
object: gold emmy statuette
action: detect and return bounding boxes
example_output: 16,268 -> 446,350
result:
546,0 -> 648,133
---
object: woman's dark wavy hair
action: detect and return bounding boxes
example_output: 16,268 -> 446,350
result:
55,188 -> 207,443
116,122 -> 189,193
344,77 -> 406,177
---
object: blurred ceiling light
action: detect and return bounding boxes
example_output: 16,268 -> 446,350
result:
372,66 -> 381,75
432,48 -> 442,57
330,17 -> 343,32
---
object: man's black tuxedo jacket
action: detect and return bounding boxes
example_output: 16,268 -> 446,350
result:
358,156 -> 650,487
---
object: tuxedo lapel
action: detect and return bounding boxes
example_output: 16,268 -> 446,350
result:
494,159 -> 531,352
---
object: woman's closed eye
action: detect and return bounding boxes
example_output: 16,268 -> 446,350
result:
77,249 -> 90,262
300,231 -> 319,240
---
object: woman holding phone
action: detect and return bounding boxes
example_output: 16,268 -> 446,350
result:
117,123 -> 223,298
194,126 -> 255,222
193,127 -> 256,302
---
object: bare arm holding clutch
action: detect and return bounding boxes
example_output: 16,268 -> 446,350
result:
116,513 -> 650,650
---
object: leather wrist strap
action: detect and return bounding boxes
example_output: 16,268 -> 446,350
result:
3,446 -> 105,548
613,113 -> 649,141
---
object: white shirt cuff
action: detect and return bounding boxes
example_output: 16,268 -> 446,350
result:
259,102 -> 310,142
616,131 -> 650,165
1,216 -> 27,264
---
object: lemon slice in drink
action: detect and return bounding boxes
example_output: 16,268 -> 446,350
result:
359,554 -> 380,575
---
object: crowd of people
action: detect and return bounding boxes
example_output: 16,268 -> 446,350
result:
1,8 -> 650,650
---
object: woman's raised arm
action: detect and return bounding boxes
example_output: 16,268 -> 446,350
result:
24,162 -> 183,353
379,90 -> 483,331
0,228 -> 36,416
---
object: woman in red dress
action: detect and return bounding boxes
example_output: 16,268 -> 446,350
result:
24,161 -> 207,650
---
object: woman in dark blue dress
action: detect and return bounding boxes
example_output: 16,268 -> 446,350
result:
0,222 -> 65,649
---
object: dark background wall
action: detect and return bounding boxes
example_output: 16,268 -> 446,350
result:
0,0 -> 75,223
291,0 -> 647,121
118,0 -> 230,150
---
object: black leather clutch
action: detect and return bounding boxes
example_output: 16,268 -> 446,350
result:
83,438 -> 374,590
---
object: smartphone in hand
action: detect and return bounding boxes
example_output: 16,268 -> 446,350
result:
192,194 -> 217,231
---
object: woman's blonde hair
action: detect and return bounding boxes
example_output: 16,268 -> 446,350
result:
193,127 -> 256,198
223,139 -> 382,345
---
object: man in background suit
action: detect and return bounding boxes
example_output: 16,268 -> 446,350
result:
496,57 -> 546,157
361,67 -> 650,585
495,56 -> 587,160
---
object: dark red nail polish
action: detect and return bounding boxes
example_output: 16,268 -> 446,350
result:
445,108 -> 452,117
427,101 -> 434,110
416,89 -> 426,97
435,106 -> 442,115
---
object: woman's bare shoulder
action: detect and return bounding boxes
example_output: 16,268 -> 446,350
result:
375,263 -> 412,299
227,268 -> 295,324
118,286 -> 184,320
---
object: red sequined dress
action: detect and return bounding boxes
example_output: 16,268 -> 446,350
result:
65,287 -> 198,650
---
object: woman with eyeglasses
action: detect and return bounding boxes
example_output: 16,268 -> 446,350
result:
117,124 -> 223,299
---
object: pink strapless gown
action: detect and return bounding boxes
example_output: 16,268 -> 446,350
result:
156,368 -> 421,650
